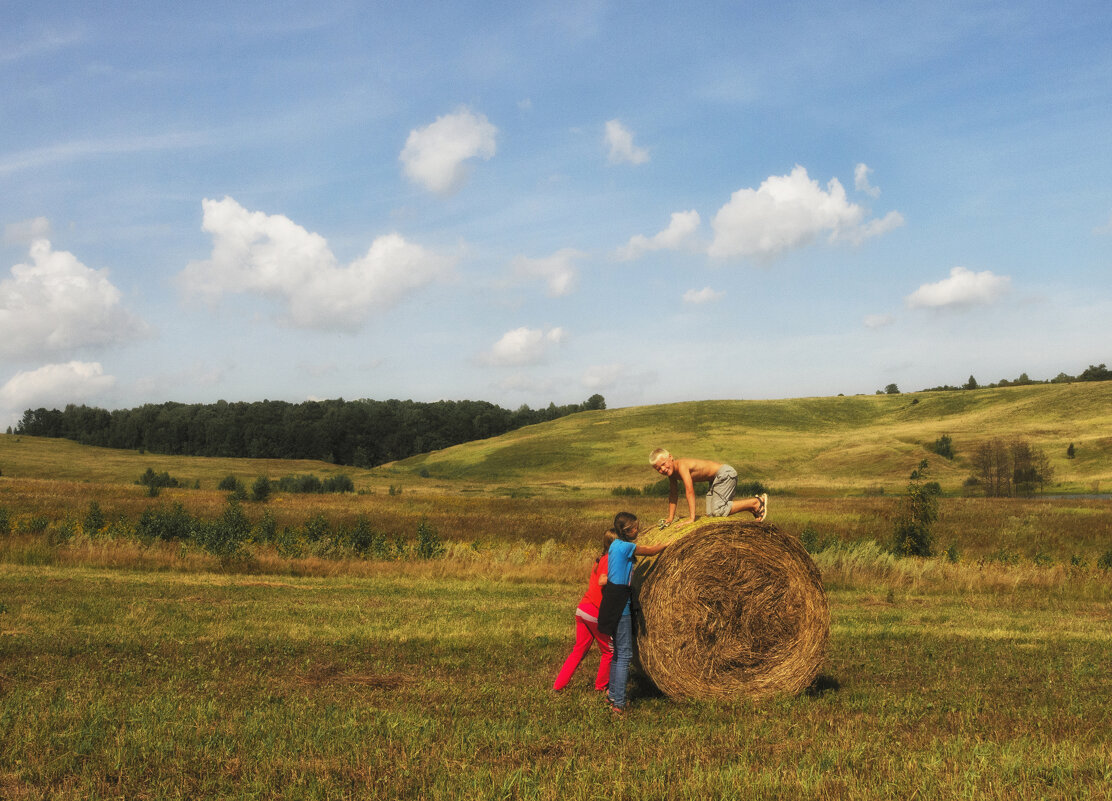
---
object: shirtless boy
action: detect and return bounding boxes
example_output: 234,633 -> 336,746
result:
649,448 -> 768,525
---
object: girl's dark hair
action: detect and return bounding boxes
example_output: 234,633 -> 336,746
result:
612,512 -> 639,542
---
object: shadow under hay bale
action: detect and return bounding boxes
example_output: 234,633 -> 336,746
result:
633,520 -> 829,701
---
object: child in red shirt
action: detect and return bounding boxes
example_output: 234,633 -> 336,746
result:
553,541 -> 613,692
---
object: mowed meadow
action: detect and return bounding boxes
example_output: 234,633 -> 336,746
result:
2,383 -> 1111,799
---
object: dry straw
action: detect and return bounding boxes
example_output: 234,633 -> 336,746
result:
633,519 -> 829,700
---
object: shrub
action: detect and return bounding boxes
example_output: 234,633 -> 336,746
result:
347,515 -> 389,557
1070,554 -> 1088,568
137,503 -> 196,542
196,499 -> 251,557
416,520 -> 445,559
945,544 -> 960,563
611,486 -> 641,496
253,510 -> 278,544
890,460 -> 938,557
303,513 -> 331,542
322,474 -> 354,493
83,502 -> 106,536
251,476 -> 272,503
0,507 -> 10,536
930,434 -> 954,460
218,475 -> 243,492
1098,550 -> 1112,571
139,468 -> 180,490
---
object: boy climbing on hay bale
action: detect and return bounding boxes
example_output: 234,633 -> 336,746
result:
649,448 -> 768,526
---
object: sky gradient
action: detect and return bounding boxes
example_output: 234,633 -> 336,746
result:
2,1 -> 1111,427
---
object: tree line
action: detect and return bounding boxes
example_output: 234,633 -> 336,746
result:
13,394 -> 607,467
920,363 -> 1111,392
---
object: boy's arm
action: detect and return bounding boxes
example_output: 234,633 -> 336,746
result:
677,463 -> 698,523
665,476 -> 679,524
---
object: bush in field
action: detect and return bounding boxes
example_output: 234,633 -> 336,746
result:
139,468 -> 180,491
348,515 -> 381,556
251,476 -> 271,503
416,520 -> 445,559
0,507 -> 10,536
303,513 -> 331,542
137,503 -> 196,542
276,474 -> 354,494
611,486 -> 641,496
930,434 -> 954,460
218,475 -> 241,492
945,544 -> 961,563
253,510 -> 278,544
83,502 -> 106,536
196,499 -> 251,557
891,460 -> 938,557
1098,550 -> 1112,571
322,474 -> 354,493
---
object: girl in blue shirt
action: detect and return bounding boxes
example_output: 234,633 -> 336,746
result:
598,511 -> 669,714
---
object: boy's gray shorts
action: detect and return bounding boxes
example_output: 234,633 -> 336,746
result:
705,464 -> 738,516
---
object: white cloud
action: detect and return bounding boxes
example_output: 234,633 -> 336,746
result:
512,248 -> 583,296
177,197 -> 452,330
4,217 -> 51,245
683,287 -> 724,305
841,210 -> 905,245
617,210 -> 700,260
1,238 -> 149,357
906,266 -> 1011,309
485,326 -> 565,366
708,165 -> 902,260
854,163 -> 881,198
604,120 -> 649,165
399,107 -> 497,194
864,313 -> 895,329
1,361 -> 115,420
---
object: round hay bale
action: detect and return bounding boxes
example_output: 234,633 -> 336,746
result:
634,519 -> 829,701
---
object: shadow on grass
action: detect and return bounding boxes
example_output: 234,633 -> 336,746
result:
803,673 -> 841,697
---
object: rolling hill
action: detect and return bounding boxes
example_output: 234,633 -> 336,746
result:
2,382 -> 1110,496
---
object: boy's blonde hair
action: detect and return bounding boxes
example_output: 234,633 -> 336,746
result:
649,447 -> 671,466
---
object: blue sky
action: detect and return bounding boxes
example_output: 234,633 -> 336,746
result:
2,1 -> 1111,427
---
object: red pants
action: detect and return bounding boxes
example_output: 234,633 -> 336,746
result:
553,604 -> 612,691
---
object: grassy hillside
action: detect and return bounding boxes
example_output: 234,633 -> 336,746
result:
2,381 -> 1110,496
388,382 -> 1112,494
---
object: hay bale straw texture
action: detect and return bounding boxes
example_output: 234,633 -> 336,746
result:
633,519 -> 829,700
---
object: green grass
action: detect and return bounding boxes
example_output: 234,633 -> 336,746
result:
2,565 -> 1109,800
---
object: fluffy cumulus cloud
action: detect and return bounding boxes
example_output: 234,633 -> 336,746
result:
177,197 -> 452,330
605,120 -> 649,165
682,287 -> 724,305
485,326 -> 565,366
400,107 -> 497,194
906,267 -> 1011,309
617,210 -> 700,260
0,361 -> 115,417
1,238 -> 149,358
708,165 -> 903,259
512,249 -> 583,296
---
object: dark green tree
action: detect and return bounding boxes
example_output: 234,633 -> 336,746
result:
891,460 -> 938,557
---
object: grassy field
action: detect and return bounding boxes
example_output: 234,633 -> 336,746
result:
2,562 -> 1110,800
2,386 -> 1111,798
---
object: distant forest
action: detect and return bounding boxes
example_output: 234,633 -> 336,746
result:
13,394 -> 607,467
